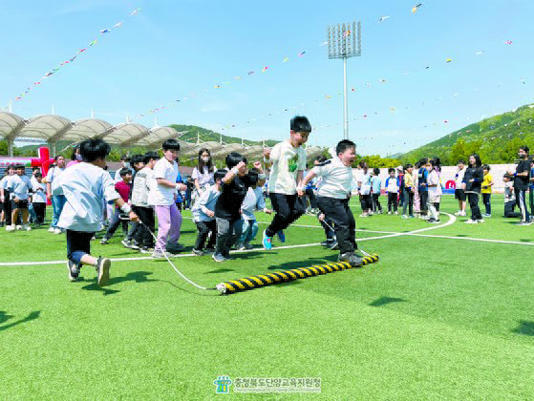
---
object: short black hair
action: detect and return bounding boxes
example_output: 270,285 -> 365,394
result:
358,160 -> 367,168
290,116 -> 312,133
131,154 -> 145,166
34,172 -> 42,178
316,155 -> 327,163
519,145 -> 530,154
15,165 -> 25,170
503,173 -> 513,180
373,167 -> 380,175
143,151 -> 160,164
80,139 -> 111,162
225,152 -> 246,169
120,154 -> 130,162
404,163 -> 413,169
214,170 -> 227,182
388,168 -> 395,173
482,164 -> 490,171
457,159 -> 466,165
119,167 -> 132,177
336,139 -> 356,155
162,139 -> 181,151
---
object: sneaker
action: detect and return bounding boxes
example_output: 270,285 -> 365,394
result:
139,247 -> 154,254
130,241 -> 140,250
401,215 -> 408,219
460,211 -> 467,217
48,227 -> 55,233
321,239 -> 335,247
53,228 -> 62,234
152,250 -> 173,259
6,224 -> 15,232
121,239 -> 132,248
96,257 -> 111,286
66,260 -> 80,282
409,215 -> 415,219
454,211 -> 461,216
394,211 -> 399,215
387,211 -> 392,215
243,243 -> 253,250
338,252 -> 363,267
166,242 -> 185,254
222,253 -> 232,261
15,225 -> 22,230
477,219 -> 485,224
359,213 -> 369,218
100,237 -> 110,245
329,240 -> 339,250
212,253 -> 226,263
262,230 -> 273,250
276,230 -> 286,243
427,218 -> 436,223
192,248 -> 204,256
22,224 -> 31,231
517,221 -> 533,226
465,219 -> 477,224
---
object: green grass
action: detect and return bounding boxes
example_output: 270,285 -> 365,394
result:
1,195 -> 533,400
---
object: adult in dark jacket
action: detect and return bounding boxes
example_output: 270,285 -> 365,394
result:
462,153 -> 484,223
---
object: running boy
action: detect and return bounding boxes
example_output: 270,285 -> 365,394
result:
52,139 -> 138,285
262,116 -> 310,249
298,140 -> 362,267
213,153 -> 264,262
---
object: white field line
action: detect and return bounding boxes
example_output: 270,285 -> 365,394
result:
0,213 -> 530,267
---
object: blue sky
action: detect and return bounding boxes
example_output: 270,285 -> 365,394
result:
1,0 -> 533,155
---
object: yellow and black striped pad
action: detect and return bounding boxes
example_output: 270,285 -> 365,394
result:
216,253 -> 379,294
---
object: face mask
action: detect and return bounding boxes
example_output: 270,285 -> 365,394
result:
75,154 -> 82,161
201,156 -> 210,163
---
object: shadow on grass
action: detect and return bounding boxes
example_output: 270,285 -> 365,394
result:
81,271 -> 156,296
0,311 -> 40,332
267,255 -> 338,271
520,239 -> 532,243
512,320 -> 534,336
206,268 -> 235,274
369,296 -> 406,307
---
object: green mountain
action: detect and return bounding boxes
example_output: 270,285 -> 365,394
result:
399,103 -> 534,164
169,124 -> 278,147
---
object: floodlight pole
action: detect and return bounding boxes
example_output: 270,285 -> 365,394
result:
327,21 -> 361,141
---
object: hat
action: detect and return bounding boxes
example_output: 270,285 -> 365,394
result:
396,165 -> 404,171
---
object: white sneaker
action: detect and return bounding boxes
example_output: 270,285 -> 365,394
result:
54,228 -> 62,234
465,219 -> 476,224
454,211 -> 460,216
477,219 -> 485,224
460,212 -> 467,217
6,224 -> 15,232
387,211 -> 392,215
394,211 -> 399,215
23,224 -> 31,231
15,225 -> 22,230
401,215 -> 408,219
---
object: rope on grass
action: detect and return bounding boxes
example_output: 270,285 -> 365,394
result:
216,254 -> 379,295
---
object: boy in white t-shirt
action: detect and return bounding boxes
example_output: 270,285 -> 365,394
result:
53,139 -> 138,286
385,168 -> 399,215
262,116 -> 311,250
32,172 -> 47,226
298,140 -> 362,267
4,165 -> 33,231
148,139 -> 187,258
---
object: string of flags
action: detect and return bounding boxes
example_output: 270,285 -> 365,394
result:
12,7 -> 141,103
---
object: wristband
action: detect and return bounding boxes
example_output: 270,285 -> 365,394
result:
231,167 -> 239,175
120,203 -> 132,214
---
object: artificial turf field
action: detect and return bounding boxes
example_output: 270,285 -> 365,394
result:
1,194 -> 533,400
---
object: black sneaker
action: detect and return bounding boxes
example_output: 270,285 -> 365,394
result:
96,257 -> 111,286
321,239 -> 335,247
338,252 -> 363,267
166,242 -> 185,254
192,248 -> 204,256
67,260 -> 80,282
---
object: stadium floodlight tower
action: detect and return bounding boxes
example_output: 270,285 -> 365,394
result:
327,21 -> 361,140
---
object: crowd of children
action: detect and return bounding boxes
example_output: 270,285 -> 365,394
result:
1,115 -> 533,286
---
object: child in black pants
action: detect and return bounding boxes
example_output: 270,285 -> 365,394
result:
213,153 -> 265,262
